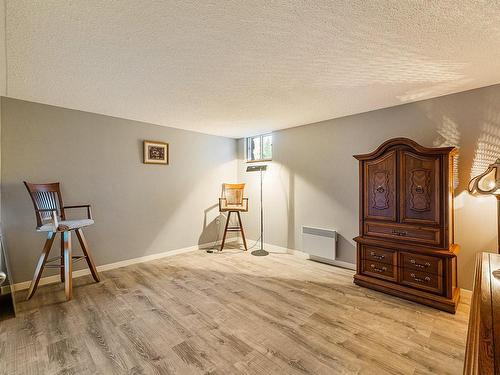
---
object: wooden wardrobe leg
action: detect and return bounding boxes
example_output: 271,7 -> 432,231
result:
236,211 -> 248,251
26,232 -> 56,300
220,211 -> 231,251
60,232 -> 65,282
75,228 -> 100,282
63,231 -> 73,301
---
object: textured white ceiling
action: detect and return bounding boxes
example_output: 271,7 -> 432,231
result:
5,1 -> 500,138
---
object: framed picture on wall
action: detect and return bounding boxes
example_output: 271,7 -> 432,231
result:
143,140 -> 169,164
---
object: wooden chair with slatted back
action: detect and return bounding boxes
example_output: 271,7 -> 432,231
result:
23,182 -> 100,301
219,183 -> 248,251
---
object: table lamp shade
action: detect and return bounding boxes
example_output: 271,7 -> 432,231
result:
468,159 -> 500,196
468,158 -> 500,253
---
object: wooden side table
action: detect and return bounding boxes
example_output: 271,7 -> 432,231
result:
464,252 -> 500,374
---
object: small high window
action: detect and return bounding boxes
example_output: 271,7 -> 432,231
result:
247,134 -> 272,162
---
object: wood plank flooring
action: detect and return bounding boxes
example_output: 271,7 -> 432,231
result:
0,247 -> 470,374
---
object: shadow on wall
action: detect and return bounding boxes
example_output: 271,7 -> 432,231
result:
198,182 -> 246,248
337,234 -> 354,261
280,165 -> 356,261
267,133 -> 357,264
198,203 -> 226,247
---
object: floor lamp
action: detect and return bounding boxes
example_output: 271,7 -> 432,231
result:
468,158 -> 500,252
246,165 -> 268,256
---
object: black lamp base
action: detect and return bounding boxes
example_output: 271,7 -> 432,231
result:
251,249 -> 269,256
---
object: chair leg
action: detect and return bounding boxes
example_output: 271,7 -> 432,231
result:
236,211 -> 248,251
220,211 -> 231,251
75,228 -> 100,282
60,232 -> 65,282
63,231 -> 73,301
26,232 -> 56,300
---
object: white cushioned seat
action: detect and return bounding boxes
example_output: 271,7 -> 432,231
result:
37,219 -> 94,232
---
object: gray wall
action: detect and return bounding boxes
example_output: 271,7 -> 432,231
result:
238,84 -> 500,290
2,98 -> 237,283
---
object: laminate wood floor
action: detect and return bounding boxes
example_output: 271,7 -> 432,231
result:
0,247 -> 470,375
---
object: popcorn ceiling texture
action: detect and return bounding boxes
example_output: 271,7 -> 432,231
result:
5,1 -> 500,138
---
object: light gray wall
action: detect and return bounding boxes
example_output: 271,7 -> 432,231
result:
238,84 -> 500,290
2,98 -> 237,283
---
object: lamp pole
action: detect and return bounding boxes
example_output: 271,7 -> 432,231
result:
260,168 -> 264,251
250,166 -> 269,256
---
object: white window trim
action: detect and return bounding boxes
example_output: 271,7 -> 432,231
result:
246,134 -> 272,163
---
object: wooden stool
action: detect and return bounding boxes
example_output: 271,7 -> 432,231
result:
220,211 -> 248,251
219,183 -> 248,251
24,182 -> 100,301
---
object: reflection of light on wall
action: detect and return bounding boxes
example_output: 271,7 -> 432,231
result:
397,78 -> 472,103
470,122 -> 500,179
433,116 -> 461,189
433,116 -> 460,147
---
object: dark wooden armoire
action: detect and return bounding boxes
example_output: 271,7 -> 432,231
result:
353,138 -> 460,313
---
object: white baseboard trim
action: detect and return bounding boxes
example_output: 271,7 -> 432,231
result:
247,239 -> 356,270
10,240 -> 230,292
251,241 -> 289,254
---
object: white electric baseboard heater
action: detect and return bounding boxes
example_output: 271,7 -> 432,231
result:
302,226 -> 337,263
301,226 -> 354,270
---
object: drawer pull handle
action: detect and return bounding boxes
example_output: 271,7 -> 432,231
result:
370,264 -> 387,273
415,185 -> 424,194
370,251 -> 385,260
410,259 -> 431,269
376,186 -> 385,193
410,273 -> 431,283
392,229 -> 408,236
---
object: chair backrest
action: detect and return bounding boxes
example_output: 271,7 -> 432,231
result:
222,183 -> 245,206
23,182 -> 65,228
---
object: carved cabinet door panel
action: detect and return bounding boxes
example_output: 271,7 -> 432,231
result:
400,151 -> 440,225
364,150 -> 397,221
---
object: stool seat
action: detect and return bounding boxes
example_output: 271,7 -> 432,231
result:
37,219 -> 94,232
220,207 -> 247,212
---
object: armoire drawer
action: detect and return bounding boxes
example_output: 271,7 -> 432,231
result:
401,269 -> 443,294
401,252 -> 442,275
361,259 -> 397,282
364,222 -> 441,246
361,246 -> 397,266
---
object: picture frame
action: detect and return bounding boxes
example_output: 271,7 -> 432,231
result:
143,140 -> 169,164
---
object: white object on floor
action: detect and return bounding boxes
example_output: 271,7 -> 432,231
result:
302,226 -> 337,263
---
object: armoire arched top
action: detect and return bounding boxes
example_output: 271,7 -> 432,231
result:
354,137 -> 457,161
